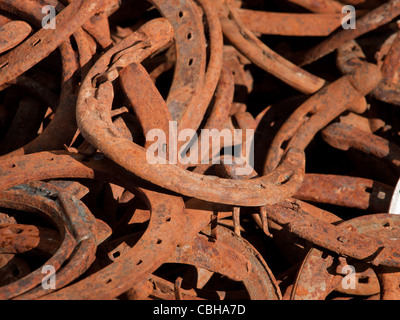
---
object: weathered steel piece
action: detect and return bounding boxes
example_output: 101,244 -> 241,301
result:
236,10 -> 343,37
0,21 -> 31,55
266,200 -> 400,268
373,28 -> 400,106
322,122 -> 400,172
1,0 -> 400,301
0,182 -> 97,299
148,0 -> 207,123
265,61 -> 381,173
297,0 -> 400,66
295,174 -> 393,212
337,36 -> 400,107
214,0 -> 326,94
0,0 -> 97,158
75,19 -> 305,207
286,0 -> 344,13
290,214 -> 400,299
0,0 -> 103,86
0,150 -> 186,299
118,223 -> 282,300
0,223 -> 60,255
169,225 -> 281,300
41,188 -> 185,300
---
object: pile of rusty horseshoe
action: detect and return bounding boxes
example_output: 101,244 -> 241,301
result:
2,0 -> 400,301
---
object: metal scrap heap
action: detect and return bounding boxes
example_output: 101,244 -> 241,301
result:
0,0 -> 400,300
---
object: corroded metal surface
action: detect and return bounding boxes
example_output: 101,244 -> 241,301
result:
1,0 -> 400,301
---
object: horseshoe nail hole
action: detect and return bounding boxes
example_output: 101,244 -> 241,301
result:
186,32 -> 192,40
365,187 -> 373,194
166,217 -> 171,222
11,164 -> 16,168
304,112 -> 315,120
321,252 -> 329,260
359,277 -> 369,284
33,39 -> 41,47
112,251 -> 120,259
49,158 -> 54,161
136,260 -> 143,265
178,11 -> 184,18
10,228 -> 23,234
188,59 -> 194,66
241,31 -> 250,40
12,267 -> 19,277
279,175 -> 291,185
0,62 -> 8,69
156,239 -> 162,244
106,279 -> 112,284
280,139 -> 289,151
384,222 -> 391,228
